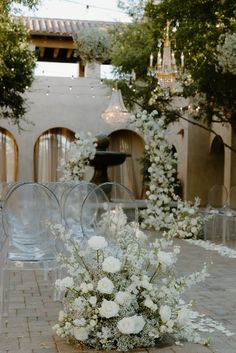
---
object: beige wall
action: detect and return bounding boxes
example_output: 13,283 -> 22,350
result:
0,75 -> 119,181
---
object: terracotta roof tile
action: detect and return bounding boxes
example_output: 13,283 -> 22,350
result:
14,16 -> 116,37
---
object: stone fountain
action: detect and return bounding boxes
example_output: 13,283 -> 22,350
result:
89,133 -> 128,187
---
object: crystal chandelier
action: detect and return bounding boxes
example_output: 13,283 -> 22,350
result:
101,88 -> 130,125
148,21 -> 183,96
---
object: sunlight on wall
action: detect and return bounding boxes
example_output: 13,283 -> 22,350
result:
34,62 -> 115,79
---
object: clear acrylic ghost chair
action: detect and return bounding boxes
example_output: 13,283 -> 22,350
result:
62,181 -> 96,239
81,182 -> 139,246
46,181 -> 77,206
221,186 -> 236,245
204,184 -> 228,241
0,182 -> 24,251
1,182 -> 62,321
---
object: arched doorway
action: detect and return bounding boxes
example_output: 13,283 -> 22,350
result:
34,127 -> 75,182
209,135 -> 225,187
108,130 -> 145,199
0,128 -> 18,182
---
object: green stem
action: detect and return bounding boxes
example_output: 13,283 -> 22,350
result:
150,263 -> 161,283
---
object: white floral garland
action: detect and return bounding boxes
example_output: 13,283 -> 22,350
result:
186,238 -> 236,259
60,132 -> 97,181
129,110 -> 205,238
129,110 -> 177,231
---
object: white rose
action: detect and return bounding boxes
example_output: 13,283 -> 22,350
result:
115,291 -> 132,306
89,319 -> 97,327
88,236 -> 108,250
99,299 -> 119,318
89,296 -> 97,306
87,283 -> 93,291
191,218 -> 197,226
74,327 -> 89,341
97,277 -> 114,294
160,305 -> 172,323
191,226 -> 198,234
117,315 -> 145,334
102,256 -> 122,273
144,297 -> 157,312
55,277 -> 74,292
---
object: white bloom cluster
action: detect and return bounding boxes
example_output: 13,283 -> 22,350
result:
60,132 -> 97,181
129,110 -> 177,231
129,110 -> 205,239
165,198 -> 206,239
51,208 -> 220,351
217,32 -> 236,75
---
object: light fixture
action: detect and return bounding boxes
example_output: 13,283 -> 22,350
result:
101,88 -> 130,125
148,21 -> 183,96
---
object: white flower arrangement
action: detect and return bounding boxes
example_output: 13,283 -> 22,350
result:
50,207 -> 231,351
129,110 -> 177,231
60,132 -> 97,181
165,198 -> 205,239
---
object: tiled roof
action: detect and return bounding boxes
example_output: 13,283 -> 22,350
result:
14,16 -> 115,37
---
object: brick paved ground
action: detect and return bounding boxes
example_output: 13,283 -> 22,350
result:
0,236 -> 235,353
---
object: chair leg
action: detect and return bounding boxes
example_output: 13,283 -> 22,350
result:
2,268 -> 9,318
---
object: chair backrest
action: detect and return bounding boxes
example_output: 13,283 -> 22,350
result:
2,182 -> 62,261
207,184 -> 228,209
62,181 -> 96,238
81,182 -> 139,241
45,181 -> 76,205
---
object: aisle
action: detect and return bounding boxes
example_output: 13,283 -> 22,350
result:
0,236 -> 235,353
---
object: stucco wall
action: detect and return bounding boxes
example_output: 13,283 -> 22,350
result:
0,76 -> 119,181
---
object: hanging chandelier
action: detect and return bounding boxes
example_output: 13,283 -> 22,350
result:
148,21 -> 184,96
101,88 -> 130,125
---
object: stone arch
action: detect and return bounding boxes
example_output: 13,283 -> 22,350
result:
108,129 -> 145,199
0,127 -> 18,182
34,127 -> 75,182
208,135 -> 225,187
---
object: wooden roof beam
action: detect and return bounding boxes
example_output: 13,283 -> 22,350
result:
39,47 -> 45,58
66,49 -> 73,59
53,48 -> 60,59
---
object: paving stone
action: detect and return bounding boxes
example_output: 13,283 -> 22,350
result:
171,343 -> 213,353
1,237 -> 236,353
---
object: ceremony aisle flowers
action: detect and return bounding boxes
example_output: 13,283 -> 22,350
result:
60,132 -> 97,181
165,198 -> 205,239
49,205 -> 232,351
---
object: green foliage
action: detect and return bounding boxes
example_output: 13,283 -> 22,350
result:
146,0 -> 236,124
2,0 -> 39,12
113,0 -> 236,127
0,3 -> 36,128
74,27 -> 111,63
